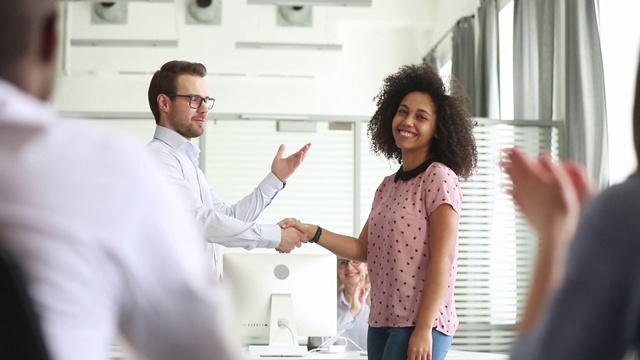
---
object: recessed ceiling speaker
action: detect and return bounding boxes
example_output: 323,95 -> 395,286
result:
186,0 -> 222,25
91,2 -> 127,24
277,5 -> 312,27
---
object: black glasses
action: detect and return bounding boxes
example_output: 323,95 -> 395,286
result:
338,260 -> 362,268
166,94 -> 215,110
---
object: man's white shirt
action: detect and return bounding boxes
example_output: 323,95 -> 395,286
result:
147,126 -> 283,279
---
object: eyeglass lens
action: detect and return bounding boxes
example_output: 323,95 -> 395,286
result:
338,260 -> 361,268
189,95 -> 215,110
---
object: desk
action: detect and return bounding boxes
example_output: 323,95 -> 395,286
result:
248,349 -> 508,359
111,346 -> 508,359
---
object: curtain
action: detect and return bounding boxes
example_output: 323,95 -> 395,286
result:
475,0 -> 501,119
565,0 -> 609,188
513,0 -> 555,121
513,0 -> 608,188
452,16 -> 476,114
423,49 -> 439,69
513,0 -> 608,187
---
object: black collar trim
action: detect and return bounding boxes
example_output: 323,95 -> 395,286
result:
394,158 -> 436,182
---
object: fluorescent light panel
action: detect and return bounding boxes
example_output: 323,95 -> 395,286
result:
70,39 -> 177,47
248,0 -> 371,6
236,41 -> 341,51
241,114 -> 310,120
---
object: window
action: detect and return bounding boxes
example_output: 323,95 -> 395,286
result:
498,1 -> 514,120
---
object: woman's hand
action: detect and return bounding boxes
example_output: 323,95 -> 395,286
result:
407,327 -> 433,360
278,218 -> 312,240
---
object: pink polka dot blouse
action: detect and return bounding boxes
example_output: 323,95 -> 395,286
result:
366,162 -> 461,335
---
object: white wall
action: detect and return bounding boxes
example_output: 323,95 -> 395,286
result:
53,0 -> 638,185
599,0 -> 640,185
52,0 -> 435,116
429,0 -> 479,48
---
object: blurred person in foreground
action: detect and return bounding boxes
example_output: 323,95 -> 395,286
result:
0,0 -> 242,359
503,55 -> 640,360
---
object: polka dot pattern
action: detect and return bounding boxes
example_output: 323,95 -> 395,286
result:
366,162 -> 461,336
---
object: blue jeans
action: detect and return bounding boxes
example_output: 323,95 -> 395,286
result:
367,326 -> 453,360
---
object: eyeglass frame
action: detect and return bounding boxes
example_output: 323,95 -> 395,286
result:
337,259 -> 362,268
165,93 -> 215,110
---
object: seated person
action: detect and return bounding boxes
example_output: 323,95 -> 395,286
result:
309,259 -> 370,351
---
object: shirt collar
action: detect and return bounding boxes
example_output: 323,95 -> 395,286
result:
153,125 -> 200,158
394,158 -> 436,183
0,79 -> 56,125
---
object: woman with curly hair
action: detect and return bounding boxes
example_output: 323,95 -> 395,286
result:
283,63 -> 477,360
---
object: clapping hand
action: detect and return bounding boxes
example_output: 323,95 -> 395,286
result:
502,147 -> 593,245
346,276 -> 367,317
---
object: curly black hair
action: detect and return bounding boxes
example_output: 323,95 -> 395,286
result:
367,63 -> 478,180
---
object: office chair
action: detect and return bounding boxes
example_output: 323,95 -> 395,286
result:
0,242 -> 50,359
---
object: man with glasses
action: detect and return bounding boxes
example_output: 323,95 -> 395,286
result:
146,60 -> 310,279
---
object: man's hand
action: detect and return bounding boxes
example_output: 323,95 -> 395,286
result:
275,227 -> 305,253
271,143 -> 311,182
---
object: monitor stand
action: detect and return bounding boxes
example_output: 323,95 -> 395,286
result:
249,294 -> 308,357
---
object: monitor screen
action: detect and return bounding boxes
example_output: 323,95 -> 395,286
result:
222,251 -> 337,355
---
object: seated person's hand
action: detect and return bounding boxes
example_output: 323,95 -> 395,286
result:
347,277 -> 367,317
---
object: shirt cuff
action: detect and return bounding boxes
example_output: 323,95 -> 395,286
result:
257,223 -> 282,249
259,172 -> 286,198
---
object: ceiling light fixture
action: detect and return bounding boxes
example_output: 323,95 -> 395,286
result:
70,39 -> 178,47
248,0 -> 371,7
240,114 -> 310,120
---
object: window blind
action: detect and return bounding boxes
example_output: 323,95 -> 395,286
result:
454,120 -> 560,353
204,119 -> 355,237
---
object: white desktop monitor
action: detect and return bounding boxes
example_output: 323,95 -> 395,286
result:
222,252 -> 337,355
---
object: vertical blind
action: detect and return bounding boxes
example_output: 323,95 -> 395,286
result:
85,115 -> 561,354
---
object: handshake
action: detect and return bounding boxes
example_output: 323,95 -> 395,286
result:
275,218 -> 313,253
